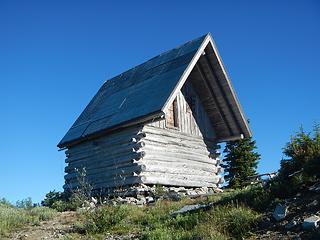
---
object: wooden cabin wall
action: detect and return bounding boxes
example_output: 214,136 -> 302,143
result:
139,125 -> 223,188
148,81 -> 215,139
64,123 -> 222,192
63,126 -> 146,191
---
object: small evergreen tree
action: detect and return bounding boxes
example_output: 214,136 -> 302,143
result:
270,124 -> 320,198
222,137 -> 260,189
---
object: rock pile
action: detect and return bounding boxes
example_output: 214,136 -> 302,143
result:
96,184 -> 221,206
256,181 -> 320,239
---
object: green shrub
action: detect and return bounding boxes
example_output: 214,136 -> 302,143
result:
42,190 -> 66,208
0,198 -> 13,207
42,190 -> 87,212
270,124 -> 320,198
16,197 -> 33,209
84,205 -> 131,234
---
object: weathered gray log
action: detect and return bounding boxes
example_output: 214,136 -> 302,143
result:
65,126 -> 144,154
142,138 -> 212,152
66,142 -> 145,164
65,171 -> 140,188
143,129 -> 217,150
142,133 -> 215,150
143,125 -> 207,142
65,163 -> 146,181
140,159 -> 219,172
141,172 -> 220,187
65,151 -> 145,173
64,175 -> 144,191
66,139 -> 144,161
142,163 -> 218,176
143,144 -> 212,160
143,150 -> 216,165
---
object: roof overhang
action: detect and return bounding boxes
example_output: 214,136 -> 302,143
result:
58,33 -> 251,148
162,33 -> 252,142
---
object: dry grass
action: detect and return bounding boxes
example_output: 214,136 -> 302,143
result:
0,202 -> 56,237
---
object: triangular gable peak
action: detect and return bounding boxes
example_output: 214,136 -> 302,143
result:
162,33 -> 251,142
58,33 -> 251,148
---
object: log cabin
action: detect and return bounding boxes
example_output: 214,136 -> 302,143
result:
58,33 -> 252,194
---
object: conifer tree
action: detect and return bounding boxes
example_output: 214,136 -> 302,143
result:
222,137 -> 260,189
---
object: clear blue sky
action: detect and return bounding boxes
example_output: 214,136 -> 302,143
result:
1,1 -> 319,204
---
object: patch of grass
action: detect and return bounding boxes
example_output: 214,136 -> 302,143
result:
81,193 -> 260,240
216,186 -> 273,212
0,202 -> 56,237
206,205 -> 257,238
29,206 -> 57,222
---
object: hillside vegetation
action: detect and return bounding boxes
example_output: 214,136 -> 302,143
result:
1,124 -> 319,239
0,198 -> 56,237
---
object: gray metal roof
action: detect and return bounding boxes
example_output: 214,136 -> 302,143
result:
58,33 -> 252,148
58,35 -> 207,147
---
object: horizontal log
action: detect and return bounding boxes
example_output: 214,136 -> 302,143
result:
142,174 -> 219,187
140,159 -> 219,172
143,140 -> 213,157
64,175 -> 143,191
143,144 -> 211,160
65,168 -> 141,186
65,163 -> 145,181
143,150 -> 216,165
142,125 -> 218,147
65,134 -> 145,158
143,133 -> 211,149
141,172 -> 220,185
66,139 -> 144,161
65,126 -> 144,153
141,162 -> 218,176
65,151 -> 145,172
66,141 -> 144,163
143,132 -> 217,151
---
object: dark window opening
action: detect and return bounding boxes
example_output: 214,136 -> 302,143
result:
167,98 -> 179,128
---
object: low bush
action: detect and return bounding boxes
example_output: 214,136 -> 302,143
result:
42,190 -> 86,212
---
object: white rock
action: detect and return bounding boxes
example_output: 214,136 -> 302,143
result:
146,196 -> 155,204
91,197 -> 98,204
88,202 -> 95,208
302,215 -> 320,230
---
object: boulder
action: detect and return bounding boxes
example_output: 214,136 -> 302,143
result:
302,215 -> 320,230
273,204 -> 288,221
170,204 -> 210,217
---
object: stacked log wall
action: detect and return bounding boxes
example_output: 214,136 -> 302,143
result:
139,125 -> 223,187
64,126 -> 146,191
64,124 -> 222,191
